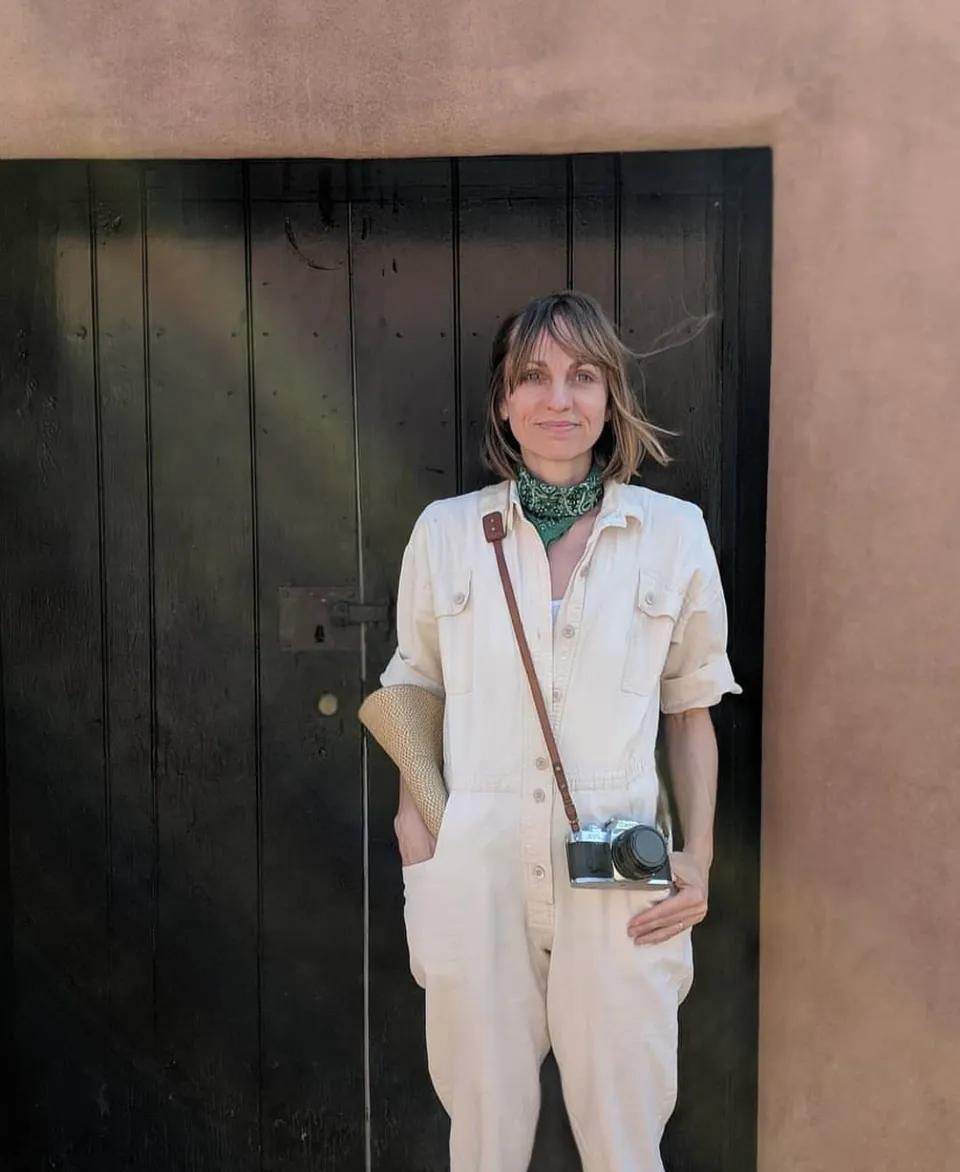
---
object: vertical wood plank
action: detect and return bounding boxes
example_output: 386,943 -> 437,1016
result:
351,157 -> 458,1171
704,148 -> 770,1172
248,160 -> 367,1171
0,160 -> 113,1162
0,160 -> 30,1163
145,160 -> 260,1168
68,160 -> 180,1170
570,154 -> 618,320
457,157 -> 569,493
0,578 -> 8,1159
89,161 -> 157,1053
619,157 -> 724,534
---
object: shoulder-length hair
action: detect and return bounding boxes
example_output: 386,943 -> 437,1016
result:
481,290 -> 671,483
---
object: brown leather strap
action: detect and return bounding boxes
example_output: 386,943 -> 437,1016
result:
482,511 -> 580,833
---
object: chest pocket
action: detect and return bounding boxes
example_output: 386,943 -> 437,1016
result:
434,571 -> 474,696
621,572 -> 683,697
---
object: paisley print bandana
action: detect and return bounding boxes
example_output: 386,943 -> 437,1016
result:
515,463 -> 604,548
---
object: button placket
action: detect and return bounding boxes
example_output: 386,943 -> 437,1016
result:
520,698 -> 552,881
511,525 -> 559,904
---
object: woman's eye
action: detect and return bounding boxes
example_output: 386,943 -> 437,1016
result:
575,369 -> 598,383
521,369 -> 543,383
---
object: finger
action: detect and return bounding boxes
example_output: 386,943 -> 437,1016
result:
628,902 -> 705,938
628,890 -> 705,931
629,916 -> 703,943
633,922 -> 692,946
629,913 -> 702,941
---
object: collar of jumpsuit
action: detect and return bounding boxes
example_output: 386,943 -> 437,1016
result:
484,476 -> 646,539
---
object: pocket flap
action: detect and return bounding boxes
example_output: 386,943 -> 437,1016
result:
637,572 -> 682,622
434,571 -> 472,618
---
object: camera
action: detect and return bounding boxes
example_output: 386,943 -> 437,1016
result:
566,819 -> 673,890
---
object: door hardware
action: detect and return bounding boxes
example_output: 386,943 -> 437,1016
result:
278,587 -> 392,652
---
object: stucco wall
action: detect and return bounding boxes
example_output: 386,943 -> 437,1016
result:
4,1 -> 960,1168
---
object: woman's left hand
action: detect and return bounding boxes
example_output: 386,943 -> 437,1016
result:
627,851 -> 710,945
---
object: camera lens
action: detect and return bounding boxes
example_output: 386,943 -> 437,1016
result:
610,825 -> 667,880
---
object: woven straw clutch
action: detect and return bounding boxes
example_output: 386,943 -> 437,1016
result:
358,684 -> 447,837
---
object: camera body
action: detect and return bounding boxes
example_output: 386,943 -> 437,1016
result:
566,819 -> 673,890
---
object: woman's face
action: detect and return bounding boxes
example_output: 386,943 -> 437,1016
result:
500,330 -> 609,485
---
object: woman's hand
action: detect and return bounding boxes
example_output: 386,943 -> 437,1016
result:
628,707 -> 717,945
394,778 -> 437,867
627,851 -> 710,944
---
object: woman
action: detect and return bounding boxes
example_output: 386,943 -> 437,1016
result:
370,291 -> 739,1172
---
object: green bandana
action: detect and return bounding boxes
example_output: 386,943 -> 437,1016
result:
516,464 -> 604,548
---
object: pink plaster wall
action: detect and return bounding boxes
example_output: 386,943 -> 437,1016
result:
4,1 -> 960,1166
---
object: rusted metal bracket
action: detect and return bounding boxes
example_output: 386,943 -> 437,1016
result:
278,587 -> 391,652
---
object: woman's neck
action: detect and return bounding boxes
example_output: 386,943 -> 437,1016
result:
520,453 -> 593,486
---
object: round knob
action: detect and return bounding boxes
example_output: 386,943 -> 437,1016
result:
317,693 -> 339,717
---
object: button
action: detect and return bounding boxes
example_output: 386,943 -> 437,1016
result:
552,688 -> 562,703
580,566 -> 589,578
645,591 -> 655,606
533,865 -> 546,880
453,592 -> 465,606
533,788 -> 546,803
535,756 -> 548,771
561,625 -> 576,639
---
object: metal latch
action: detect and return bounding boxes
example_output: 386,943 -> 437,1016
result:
329,600 -> 390,627
278,587 -> 392,652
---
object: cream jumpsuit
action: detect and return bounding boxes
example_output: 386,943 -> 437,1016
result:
381,478 -> 741,1172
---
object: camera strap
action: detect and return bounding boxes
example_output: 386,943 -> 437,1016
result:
482,510 -> 581,833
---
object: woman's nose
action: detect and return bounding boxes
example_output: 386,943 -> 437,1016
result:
545,377 -> 572,408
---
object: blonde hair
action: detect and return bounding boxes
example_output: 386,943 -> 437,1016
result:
481,290 -> 671,483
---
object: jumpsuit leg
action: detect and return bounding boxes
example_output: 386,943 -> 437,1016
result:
403,796 -> 551,1172
547,875 -> 694,1172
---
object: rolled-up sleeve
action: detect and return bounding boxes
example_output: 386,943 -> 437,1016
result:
659,514 -> 742,715
380,512 -> 444,698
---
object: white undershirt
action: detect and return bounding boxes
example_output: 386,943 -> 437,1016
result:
551,599 -> 562,626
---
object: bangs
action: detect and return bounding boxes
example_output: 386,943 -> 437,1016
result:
503,296 -> 617,390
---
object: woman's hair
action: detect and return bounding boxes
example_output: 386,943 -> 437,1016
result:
481,290 -> 671,483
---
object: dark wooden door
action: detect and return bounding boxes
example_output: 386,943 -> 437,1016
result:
0,151 -> 770,1172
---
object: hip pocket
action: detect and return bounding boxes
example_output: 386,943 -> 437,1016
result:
401,859 -> 441,988
621,572 -> 682,697
400,794 -> 462,986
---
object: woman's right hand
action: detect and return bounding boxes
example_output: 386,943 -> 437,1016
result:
395,777 -> 437,866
